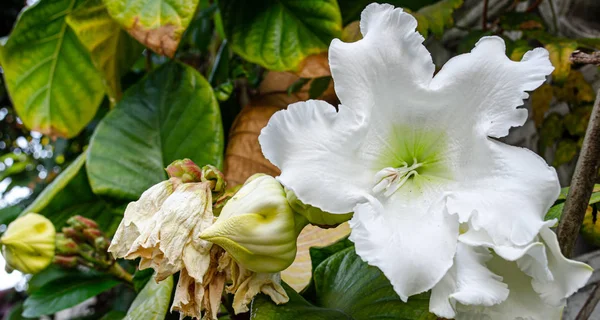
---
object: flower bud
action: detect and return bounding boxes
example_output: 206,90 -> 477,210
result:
82,228 -> 103,241
1,213 -> 55,274
53,255 -> 79,268
285,188 -> 353,227
200,174 -> 307,273
55,233 -> 79,255
62,227 -> 83,241
201,165 -> 226,196
166,159 -> 203,182
67,215 -> 98,230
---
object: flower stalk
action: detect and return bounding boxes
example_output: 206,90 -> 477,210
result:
557,88 -> 600,258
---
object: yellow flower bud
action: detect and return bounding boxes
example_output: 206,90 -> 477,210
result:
1,213 -> 55,274
200,174 -> 307,273
285,188 -> 353,226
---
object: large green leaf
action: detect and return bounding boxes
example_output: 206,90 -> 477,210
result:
253,247 -> 436,319
219,0 -> 342,71
66,0 -> 144,104
102,0 -> 200,57
23,273 -> 120,317
123,276 -> 173,320
86,61 -> 223,200
22,153 -> 124,233
252,283 -> 350,319
0,0 -> 104,138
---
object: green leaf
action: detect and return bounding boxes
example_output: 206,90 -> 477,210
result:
219,0 -> 342,71
564,106 -> 592,136
123,276 -> 173,320
252,283 -> 349,319
309,76 -> 332,99
287,78 -> 310,95
339,0 -> 437,25
132,268 -> 154,292
545,185 -> 600,221
308,237 -> 353,272
499,12 -> 544,31
253,247 -> 436,319
103,0 -> 200,57
0,0 -> 105,138
87,61 -> 224,200
66,0 -> 144,104
538,113 -> 564,152
27,265 -> 78,294
21,153 -> 124,232
0,204 -> 22,227
544,40 -> 579,84
23,273 -> 120,317
553,139 -> 578,167
100,310 -> 127,320
410,0 -> 463,38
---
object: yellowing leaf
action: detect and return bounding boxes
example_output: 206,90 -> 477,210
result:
0,0 -> 104,138
410,0 -> 463,38
281,223 -> 351,292
553,71 -> 596,105
103,0 -> 200,57
341,21 -> 362,43
544,41 -> 578,84
67,0 -> 144,104
553,139 -> 578,167
531,83 -> 553,127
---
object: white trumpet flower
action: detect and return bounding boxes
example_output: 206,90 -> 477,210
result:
259,2 -> 567,302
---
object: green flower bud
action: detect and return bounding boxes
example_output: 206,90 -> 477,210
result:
1,213 -> 55,274
200,174 -> 307,273
285,188 -> 353,227
55,233 -> 79,255
201,164 -> 226,196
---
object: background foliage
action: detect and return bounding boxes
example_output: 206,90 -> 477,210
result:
0,0 -> 599,319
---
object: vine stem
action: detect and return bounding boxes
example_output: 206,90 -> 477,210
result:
556,88 -> 600,258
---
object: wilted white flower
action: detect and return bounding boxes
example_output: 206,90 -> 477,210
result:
431,223 -> 592,319
110,164 -> 292,319
259,2 -> 569,303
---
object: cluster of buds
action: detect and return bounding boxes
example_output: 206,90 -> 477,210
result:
55,215 -> 132,283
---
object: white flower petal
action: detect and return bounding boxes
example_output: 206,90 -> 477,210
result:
461,225 -> 592,308
447,139 -> 560,246
430,36 -> 554,138
456,254 -> 562,320
534,227 -> 593,306
459,221 -> 554,283
430,243 -> 508,318
329,3 -> 434,117
259,100 -> 374,213
349,198 -> 458,301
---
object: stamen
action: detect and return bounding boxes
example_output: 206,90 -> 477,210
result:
372,158 -> 423,197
